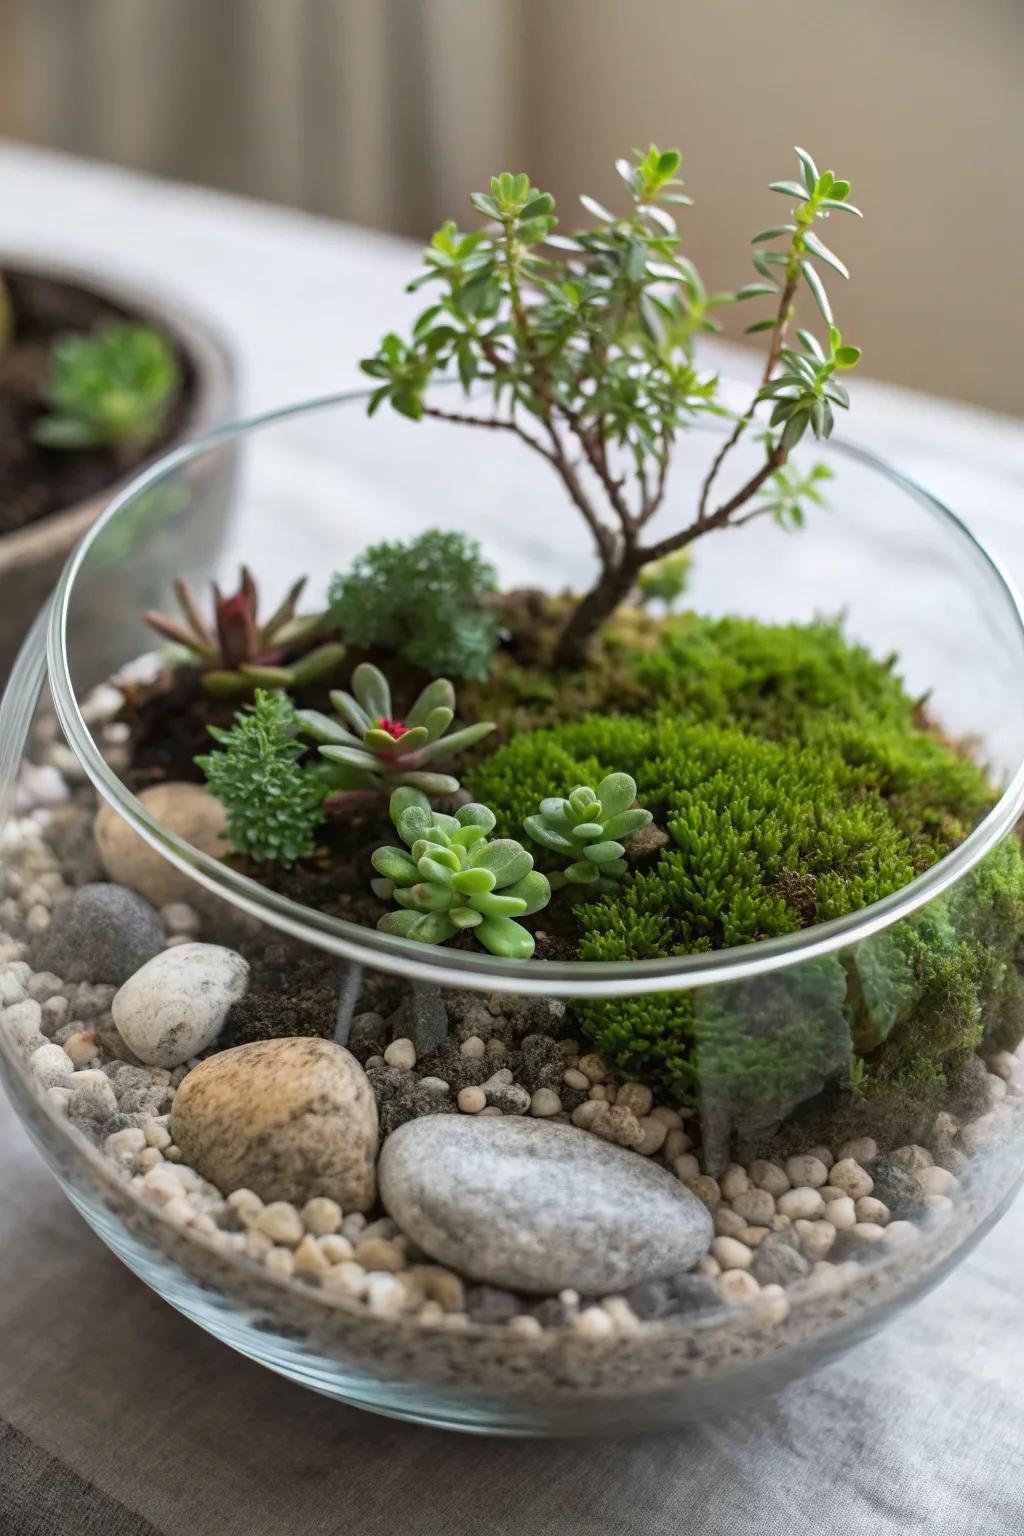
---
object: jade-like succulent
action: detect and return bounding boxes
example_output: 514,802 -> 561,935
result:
372,788 -> 550,958
296,663 -> 494,809
143,567 -> 346,697
523,773 -> 652,892
33,324 -> 180,451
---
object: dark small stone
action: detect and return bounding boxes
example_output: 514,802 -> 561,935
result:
486,1085 -> 531,1115
33,882 -> 164,985
388,984 -> 449,1057
868,1157 -> 923,1218
530,1296 -> 568,1329
751,1239 -> 811,1287
347,1011 -> 389,1060
466,1285 -> 523,1324
627,1278 -> 676,1320
667,1273 -> 722,1313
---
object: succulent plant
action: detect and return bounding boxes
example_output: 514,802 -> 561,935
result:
523,773 -> 652,893
296,663 -> 495,811
143,567 -> 346,697
33,324 -> 181,451
372,788 -> 550,958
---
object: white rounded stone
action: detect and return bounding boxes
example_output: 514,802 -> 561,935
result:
829,1158 -> 874,1199
112,942 -> 249,1067
777,1186 -> 825,1220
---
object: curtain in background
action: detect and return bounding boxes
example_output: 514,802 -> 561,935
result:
4,0 -> 1024,413
5,0 -> 526,235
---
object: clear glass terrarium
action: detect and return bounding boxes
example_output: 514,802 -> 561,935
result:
0,390 -> 1022,1436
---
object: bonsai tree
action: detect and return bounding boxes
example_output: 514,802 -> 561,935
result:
363,145 -> 861,665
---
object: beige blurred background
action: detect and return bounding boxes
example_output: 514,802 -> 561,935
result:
1,0 -> 1022,414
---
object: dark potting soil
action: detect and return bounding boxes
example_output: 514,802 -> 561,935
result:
0,269 -> 196,535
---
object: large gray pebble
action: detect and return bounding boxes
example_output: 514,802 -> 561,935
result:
112,942 -> 249,1067
378,1115 -> 713,1294
33,882 -> 164,985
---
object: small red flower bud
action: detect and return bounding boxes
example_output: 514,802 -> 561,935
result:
377,717 -> 408,740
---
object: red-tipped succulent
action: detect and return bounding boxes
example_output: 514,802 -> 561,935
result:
143,567 -> 346,697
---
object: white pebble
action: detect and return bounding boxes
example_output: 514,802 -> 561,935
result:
383,1037 -> 416,1070
711,1236 -> 753,1271
292,1235 -> 329,1275
144,1121 -> 172,1151
319,1233 -> 355,1264
244,1228 -> 274,1260
264,1246 -> 295,1281
615,1083 -> 653,1117
749,1159 -> 790,1196
457,1086 -> 486,1114
836,1137 -> 877,1165
664,1128 -> 693,1161
64,1031 -> 99,1068
822,1195 -> 857,1230
785,1154 -> 829,1189
849,1221 -> 885,1245
507,1314 -> 542,1338
366,1273 -> 406,1317
714,1206 -> 748,1238
3,998 -> 43,1048
884,1220 -> 920,1248
256,1202 -> 304,1246
718,1270 -> 760,1304
29,1041 -> 74,1088
731,1188 -> 776,1227
418,1076 -> 449,1095
777,1186 -> 825,1221
757,1284 -> 791,1325
720,1164 -> 749,1201
160,902 -> 200,935
44,1086 -> 72,1116
600,1296 -> 641,1335
855,1196 -> 890,1226
460,1035 -> 486,1059
530,1088 -> 562,1118
302,1196 -> 342,1235
562,1068 -> 590,1091
634,1116 -> 668,1156
829,1158 -> 874,1199
889,1144 -> 933,1172
795,1219 -> 836,1260
923,1194 -> 954,1218
673,1153 -> 701,1182
571,1305 -> 615,1339
916,1165 -> 958,1199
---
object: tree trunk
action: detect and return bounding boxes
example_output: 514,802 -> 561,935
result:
553,557 -> 639,669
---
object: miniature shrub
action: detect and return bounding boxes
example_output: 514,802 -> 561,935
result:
328,529 -> 498,680
197,690 -> 327,866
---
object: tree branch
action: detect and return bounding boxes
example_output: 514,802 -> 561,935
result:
642,442 -> 788,563
694,273 -> 799,521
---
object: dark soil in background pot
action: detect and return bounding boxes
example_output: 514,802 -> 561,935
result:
0,269 -> 196,535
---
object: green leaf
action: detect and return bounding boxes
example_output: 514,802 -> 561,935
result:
745,318 -> 777,334
467,838 -> 533,886
469,890 -> 528,918
378,909 -> 457,944
580,193 -> 616,222
352,662 -> 391,720
583,840 -> 628,865
405,677 -> 456,728
475,915 -> 535,960
834,345 -> 861,368
751,226 -> 795,244
800,259 -> 833,324
390,785 -> 431,832
596,772 -> 638,818
794,146 -> 819,193
294,709 -> 357,747
523,815 -> 577,855
502,870 -> 551,917
451,865 -> 497,896
769,180 -> 809,200
602,807 -> 653,840
735,283 -> 778,300
781,410 -> 810,450
819,198 -> 862,217
803,230 -> 849,280
394,880 -> 453,913
371,845 -> 420,886
395,770 -> 461,794
456,802 -> 497,831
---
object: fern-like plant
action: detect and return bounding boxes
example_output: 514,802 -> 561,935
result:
196,690 -> 326,865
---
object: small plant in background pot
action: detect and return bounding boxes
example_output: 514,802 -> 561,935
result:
33,323 -> 181,452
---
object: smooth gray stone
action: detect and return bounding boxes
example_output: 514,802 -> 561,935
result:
33,882 -> 164,985
378,1115 -> 713,1294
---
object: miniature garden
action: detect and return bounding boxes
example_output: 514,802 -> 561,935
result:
1,145 -> 1022,1413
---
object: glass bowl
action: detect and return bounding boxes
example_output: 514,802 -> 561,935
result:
1,389 -> 1022,1437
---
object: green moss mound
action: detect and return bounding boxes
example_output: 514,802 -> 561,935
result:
467,612 -> 1024,1136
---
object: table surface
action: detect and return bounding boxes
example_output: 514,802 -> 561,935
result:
1,140 -> 1023,1536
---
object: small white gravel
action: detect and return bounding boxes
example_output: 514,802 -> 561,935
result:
383,1038 -> 416,1071
829,1159 -> 874,1198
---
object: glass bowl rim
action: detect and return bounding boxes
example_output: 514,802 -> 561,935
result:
42,384 -> 1024,999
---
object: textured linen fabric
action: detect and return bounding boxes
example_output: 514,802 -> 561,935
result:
0,143 -> 1022,1534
